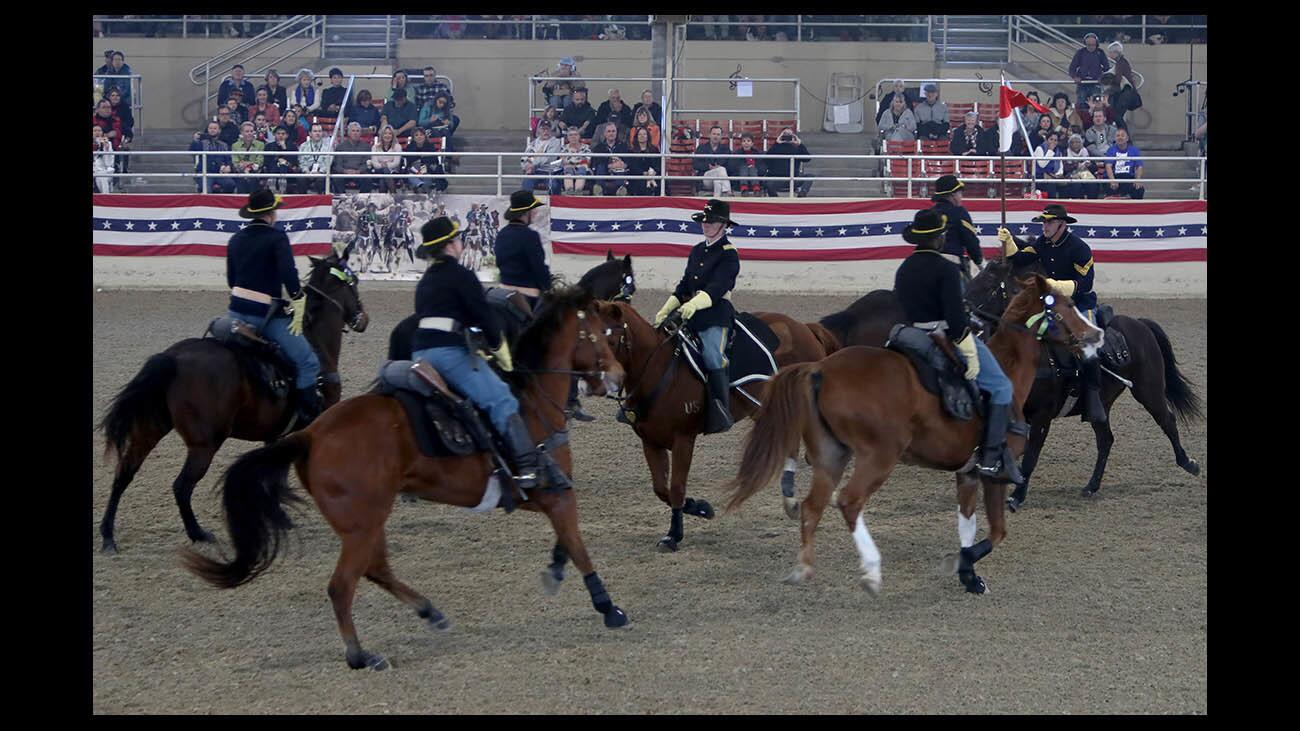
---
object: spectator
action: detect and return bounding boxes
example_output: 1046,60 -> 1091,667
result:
521,120 -> 564,194
1047,92 -> 1084,138
405,126 -> 449,193
218,63 -> 256,106
92,98 -> 124,149
349,89 -> 380,136
633,89 -> 663,127
560,127 -> 593,194
252,111 -> 274,144
95,50 -> 133,108
1021,91 -> 1044,133
332,121 -> 373,192
559,88 -> 598,140
1104,127 -> 1144,199
542,57 -> 582,109
93,125 -> 116,194
413,65 -> 452,109
260,69 -> 288,113
251,87 -> 281,126
289,68 -> 317,112
1033,131 -> 1065,198
1029,113 -> 1055,151
1062,133 -> 1099,199
319,67 -> 348,116
212,106 -> 240,145
764,127 -> 813,197
627,106 -> 661,148
596,89 -> 634,135
263,125 -> 298,193
1068,32 -> 1109,111
368,125 -> 403,193
223,90 -> 249,126
389,70 -> 412,100
590,122 -> 630,196
914,83 -> 949,141
626,125 -> 661,196
532,105 -> 561,138
732,133 -> 767,196
297,122 -> 331,193
231,121 -> 266,193
876,79 -> 915,125
106,87 -> 134,176
1087,92 -> 1122,127
281,108 -> 308,146
419,92 -> 457,147
1084,109 -> 1118,158
878,93 -> 918,145
381,87 -> 419,139
693,125 -> 733,197
950,111 -> 982,156
1104,43 -> 1143,124
188,120 -> 236,193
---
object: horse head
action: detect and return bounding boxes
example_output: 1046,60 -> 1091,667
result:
579,250 -> 637,302
515,286 -> 624,397
1004,273 -> 1104,358
967,256 -> 1044,329
306,253 -> 369,333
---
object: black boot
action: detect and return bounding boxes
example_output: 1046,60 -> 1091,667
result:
292,386 -> 324,431
703,368 -> 733,435
976,402 -> 1024,484
567,376 -> 595,422
1080,358 -> 1108,423
502,413 -> 541,491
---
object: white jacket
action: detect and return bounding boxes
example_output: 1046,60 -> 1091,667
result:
522,136 -> 564,172
94,138 -> 115,174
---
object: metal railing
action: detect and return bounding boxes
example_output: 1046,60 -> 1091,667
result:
529,76 -> 799,133
1019,15 -> 1207,44
94,15 -> 302,38
1010,15 -> 1146,90
92,74 -> 144,133
188,15 -> 324,119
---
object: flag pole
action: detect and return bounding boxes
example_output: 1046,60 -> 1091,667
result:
999,72 -> 1007,231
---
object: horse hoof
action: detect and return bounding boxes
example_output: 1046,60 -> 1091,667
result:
685,499 -> 715,520
938,553 -> 961,576
101,540 -> 118,556
964,575 -> 988,594
603,606 -> 629,628
420,608 -> 451,633
859,572 -> 882,596
347,651 -> 390,671
783,565 -> 813,584
656,536 -> 679,553
1006,496 -> 1021,513
782,498 -> 801,520
539,569 -> 563,596
1182,459 -> 1200,476
1080,486 -> 1099,498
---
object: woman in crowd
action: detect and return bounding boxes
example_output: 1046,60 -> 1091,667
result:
560,127 -> 592,194
349,89 -> 381,136
532,105 -> 561,138
263,124 -> 299,193
368,124 -> 403,194
626,125 -> 661,196
1048,92 -> 1084,138
405,126 -> 449,194
1029,113 -> 1055,152
420,93 -> 456,150
261,69 -> 288,112
950,111 -> 982,156
1062,133 -> 1098,199
1033,130 -> 1065,199
105,87 -> 133,176
93,125 -> 116,193
280,107 -> 308,145
289,68 -> 317,111
627,106 -> 661,148
1021,91 -> 1044,133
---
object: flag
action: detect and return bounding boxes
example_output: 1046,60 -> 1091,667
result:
999,84 -> 1049,153
549,197 -> 1206,263
92,194 -> 334,256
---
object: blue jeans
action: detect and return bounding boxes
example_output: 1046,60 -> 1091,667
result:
413,345 -> 519,434
971,337 -> 1013,406
523,173 -> 562,194
226,310 -> 320,389
697,325 -> 730,371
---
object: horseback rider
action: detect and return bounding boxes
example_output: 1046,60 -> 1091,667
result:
896,208 -> 1023,483
930,174 -> 985,279
494,189 -> 595,422
653,198 -> 741,435
997,203 -> 1107,423
226,189 -> 323,430
412,215 -> 544,491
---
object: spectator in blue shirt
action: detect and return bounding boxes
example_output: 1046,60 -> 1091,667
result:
381,87 -> 419,139
189,120 -> 237,193
348,89 -> 381,136
1068,33 -> 1109,114
218,64 -> 257,106
1104,127 -> 1144,199
95,50 -> 133,107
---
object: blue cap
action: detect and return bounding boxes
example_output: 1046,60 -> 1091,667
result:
559,57 -> 576,67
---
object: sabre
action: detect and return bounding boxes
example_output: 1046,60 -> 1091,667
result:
1100,364 -> 1134,389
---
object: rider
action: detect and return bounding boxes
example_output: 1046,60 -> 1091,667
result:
226,189 -> 323,429
997,203 -> 1106,423
896,207 -> 1023,483
494,189 -> 595,422
930,174 -> 985,279
411,215 -> 544,491
653,198 -> 741,435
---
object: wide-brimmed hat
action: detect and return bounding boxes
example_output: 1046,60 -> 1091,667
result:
902,208 -> 948,246
238,189 -> 282,218
503,189 -> 545,220
932,174 -> 964,197
690,198 -> 737,227
1031,203 -> 1078,224
416,216 -> 460,258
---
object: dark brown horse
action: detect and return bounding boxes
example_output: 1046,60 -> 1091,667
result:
726,275 -> 1103,594
591,300 -> 835,551
183,287 -> 629,671
98,253 -> 368,554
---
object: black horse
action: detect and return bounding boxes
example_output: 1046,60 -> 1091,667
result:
97,253 -> 368,554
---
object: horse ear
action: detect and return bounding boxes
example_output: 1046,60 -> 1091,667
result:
308,255 -> 322,267
606,249 -> 615,261
623,254 -> 632,268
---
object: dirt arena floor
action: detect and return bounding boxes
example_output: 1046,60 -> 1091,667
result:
92,288 -> 1207,714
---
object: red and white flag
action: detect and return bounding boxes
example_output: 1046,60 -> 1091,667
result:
999,82 -> 1049,153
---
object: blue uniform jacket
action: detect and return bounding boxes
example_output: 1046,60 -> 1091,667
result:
932,197 -> 984,267
494,221 -> 552,291
894,249 -> 970,341
1008,228 -> 1097,311
673,236 -> 740,331
226,220 -> 302,318
412,254 -> 503,352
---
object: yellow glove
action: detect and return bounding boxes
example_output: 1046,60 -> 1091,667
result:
955,334 -> 979,381
997,227 -> 1018,257
287,295 -> 307,336
1044,278 -> 1077,297
653,296 -> 681,326
491,340 -> 514,372
678,291 -> 713,320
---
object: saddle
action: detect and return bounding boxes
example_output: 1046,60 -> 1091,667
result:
1037,304 -> 1131,385
485,287 -> 534,345
676,313 -> 780,398
206,316 -> 294,402
885,324 -> 982,421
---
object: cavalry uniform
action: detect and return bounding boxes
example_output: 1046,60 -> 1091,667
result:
493,189 -> 552,309
930,174 -> 984,277
895,207 -> 1022,483
654,199 -> 741,434
225,189 -> 322,427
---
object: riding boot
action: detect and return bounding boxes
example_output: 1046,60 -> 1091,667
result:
502,413 -> 541,491
292,385 -> 324,431
1080,358 -> 1108,423
566,376 -> 595,422
975,402 -> 1024,484
703,368 -> 734,435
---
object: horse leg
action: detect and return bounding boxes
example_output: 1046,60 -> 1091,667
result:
364,529 -> 450,633
173,444 -> 220,543
1082,418 -> 1115,497
785,454 -> 847,585
642,441 -> 670,507
780,452 -> 800,519
836,452 -> 894,596
538,489 -> 629,627
943,472 -> 992,594
540,542 -> 568,597
1131,374 -> 1200,477
1008,415 -> 1052,512
100,430 -> 166,554
657,433 -> 700,552
329,530 -> 390,670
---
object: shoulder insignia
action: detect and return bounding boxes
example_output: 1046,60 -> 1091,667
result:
1074,257 -> 1094,276
1021,246 -> 1037,255
722,244 -> 736,251
961,220 -> 979,233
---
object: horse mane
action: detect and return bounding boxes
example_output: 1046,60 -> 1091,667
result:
510,285 -> 594,377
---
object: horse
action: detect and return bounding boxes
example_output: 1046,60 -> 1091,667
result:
725,275 -> 1104,594
590,300 -> 835,552
181,287 -> 629,671
97,253 -> 368,554
963,257 -> 1203,510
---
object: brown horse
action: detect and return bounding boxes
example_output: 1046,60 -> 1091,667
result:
725,275 -> 1103,595
591,300 -> 834,551
97,252 -> 368,553
183,287 -> 629,671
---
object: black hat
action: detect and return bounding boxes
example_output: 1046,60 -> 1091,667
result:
902,208 -> 948,246
503,189 -> 545,220
690,199 -> 738,227
1031,203 -> 1077,224
238,189 -> 282,219
416,216 -> 460,258
932,174 -> 964,197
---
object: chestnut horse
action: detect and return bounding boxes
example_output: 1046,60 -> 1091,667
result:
183,287 -> 629,671
726,275 -> 1103,595
591,300 -> 836,552
97,252 -> 368,553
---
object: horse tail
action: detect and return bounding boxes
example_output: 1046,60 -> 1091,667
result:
726,363 -> 818,513
805,321 -> 842,356
181,432 -> 310,589
100,352 -> 176,463
1138,317 -> 1204,425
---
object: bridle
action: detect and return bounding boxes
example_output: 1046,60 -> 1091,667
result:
302,265 -> 367,332
600,306 -> 685,421
511,306 -> 616,422
611,272 -> 636,302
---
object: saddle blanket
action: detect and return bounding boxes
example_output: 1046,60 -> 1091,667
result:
885,324 -> 981,421
679,313 -> 780,406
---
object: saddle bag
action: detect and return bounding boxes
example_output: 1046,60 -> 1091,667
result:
885,324 -> 981,421
375,360 -> 484,457
205,316 -> 293,399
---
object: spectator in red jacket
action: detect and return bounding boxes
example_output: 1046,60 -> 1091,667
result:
251,87 -> 281,126
92,98 -> 124,149
260,69 -> 288,113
